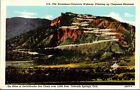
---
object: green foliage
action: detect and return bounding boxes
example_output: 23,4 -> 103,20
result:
101,52 -> 113,60
78,33 -> 96,43
119,60 -> 127,66
6,60 -> 135,84
111,42 -> 123,53
123,31 -> 132,45
60,38 -> 73,45
6,27 -> 54,49
61,12 -> 76,26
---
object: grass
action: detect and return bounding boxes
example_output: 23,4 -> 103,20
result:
6,61 -> 108,69
36,62 -> 99,69
6,60 -> 34,68
6,61 -> 97,69
6,54 -> 135,69
6,59 -> 135,84
37,63 -> 80,68
6,47 -> 135,69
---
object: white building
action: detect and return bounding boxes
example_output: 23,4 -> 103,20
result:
111,63 -> 119,69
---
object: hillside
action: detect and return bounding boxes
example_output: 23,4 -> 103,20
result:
6,12 -> 135,63
6,17 -> 51,40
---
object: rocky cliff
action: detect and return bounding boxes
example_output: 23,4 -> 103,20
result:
48,12 -> 135,52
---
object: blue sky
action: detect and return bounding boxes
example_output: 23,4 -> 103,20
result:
7,6 -> 135,25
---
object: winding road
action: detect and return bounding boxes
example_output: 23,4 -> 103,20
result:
56,39 -> 118,48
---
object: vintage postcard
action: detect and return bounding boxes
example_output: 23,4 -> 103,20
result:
0,0 -> 140,89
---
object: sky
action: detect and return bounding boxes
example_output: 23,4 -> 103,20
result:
7,6 -> 135,25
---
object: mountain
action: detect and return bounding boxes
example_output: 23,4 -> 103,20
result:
50,12 -> 135,50
6,12 -> 135,84
6,17 -> 51,40
6,12 -> 135,63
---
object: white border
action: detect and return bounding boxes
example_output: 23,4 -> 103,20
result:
0,0 -> 140,89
